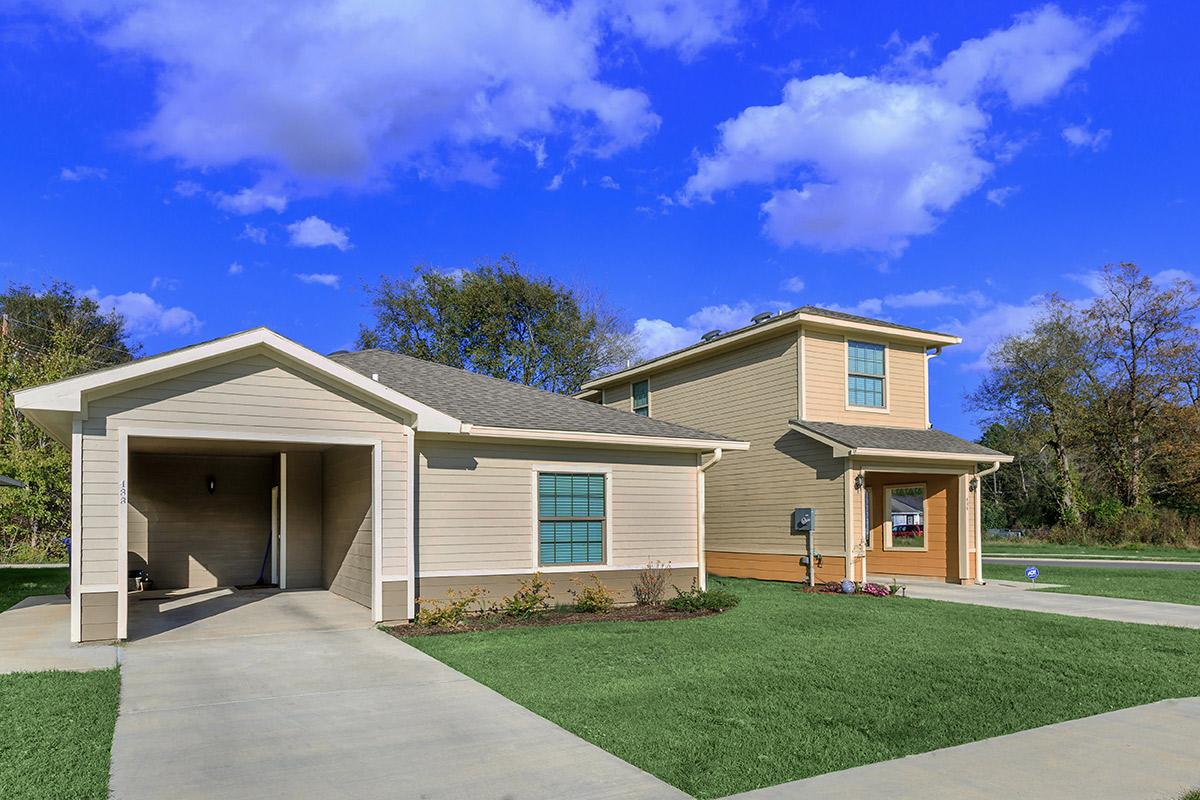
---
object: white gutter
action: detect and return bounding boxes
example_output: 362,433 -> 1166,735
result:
696,448 -> 723,591
973,460 -> 1002,584
923,346 -> 942,429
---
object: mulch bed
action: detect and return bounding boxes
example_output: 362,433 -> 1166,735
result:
795,581 -> 902,597
386,604 -> 719,637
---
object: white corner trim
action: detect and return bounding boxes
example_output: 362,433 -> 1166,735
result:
116,429 -> 129,640
403,424 -> 416,622
13,327 -> 461,433
371,440 -> 384,623
69,418 -> 82,643
279,452 -> 288,590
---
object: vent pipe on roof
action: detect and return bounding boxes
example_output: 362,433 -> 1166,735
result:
700,329 -> 722,342
371,373 -> 379,381
751,311 -> 774,324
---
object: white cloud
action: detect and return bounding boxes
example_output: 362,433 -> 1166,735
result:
683,5 -> 1134,253
227,261 -> 244,276
823,298 -> 885,317
986,185 -> 1020,207
781,276 -> 806,293
295,272 -> 341,288
85,289 -> 202,336
286,216 -> 351,251
1062,122 -> 1111,151
546,172 -> 565,191
884,288 -> 988,308
172,179 -> 202,197
239,223 -> 268,244
943,298 -> 1049,370
599,175 -> 621,190
633,300 -> 786,358
213,183 -> 288,214
149,276 -> 180,291
59,165 -> 107,181
34,1 -> 751,190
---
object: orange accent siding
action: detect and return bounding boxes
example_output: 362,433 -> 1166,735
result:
864,473 -> 961,581
707,550 -> 847,583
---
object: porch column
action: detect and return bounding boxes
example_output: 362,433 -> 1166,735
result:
956,473 -> 970,584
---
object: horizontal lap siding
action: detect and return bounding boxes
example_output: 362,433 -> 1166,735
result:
805,330 -> 926,429
864,473 -> 957,580
79,354 -> 408,587
416,439 -> 697,573
627,333 -> 848,556
322,446 -> 373,607
706,551 -> 846,583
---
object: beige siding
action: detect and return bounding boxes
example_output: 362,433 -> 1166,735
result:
418,568 -> 699,607
126,453 -> 274,588
381,580 -> 408,621
804,329 -> 926,429
322,446 -> 373,607
416,438 -> 698,573
285,452 -> 323,589
80,591 -> 117,641
78,353 -> 407,589
613,332 -> 847,555
604,382 -> 633,413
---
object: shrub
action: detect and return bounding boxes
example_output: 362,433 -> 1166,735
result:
860,582 -> 891,597
633,561 -> 671,606
500,573 -> 553,618
416,586 -> 489,627
664,579 -> 739,612
569,576 -> 616,614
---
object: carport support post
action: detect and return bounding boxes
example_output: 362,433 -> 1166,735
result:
117,429 -> 129,640
279,452 -> 288,589
957,472 -> 970,584
69,418 -> 82,643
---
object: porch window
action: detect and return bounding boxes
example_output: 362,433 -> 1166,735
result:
632,380 -> 650,416
538,472 -> 605,564
847,340 -> 885,408
885,485 -> 926,550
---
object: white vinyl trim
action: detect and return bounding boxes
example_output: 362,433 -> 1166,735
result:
371,441 -> 384,623
279,452 -> 288,589
69,418 -> 82,643
117,429 -> 129,639
421,563 -> 700,578
844,335 -> 891,413
403,424 -> 416,621
77,584 -> 121,593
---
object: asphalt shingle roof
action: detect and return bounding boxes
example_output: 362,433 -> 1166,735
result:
331,349 -> 737,442
789,419 -> 1007,458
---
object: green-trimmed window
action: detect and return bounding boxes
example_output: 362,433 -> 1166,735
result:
847,340 -> 885,408
632,380 -> 649,416
538,473 -> 605,565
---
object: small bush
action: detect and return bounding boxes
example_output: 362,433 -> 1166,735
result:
416,586 -> 489,627
569,575 -> 616,614
664,579 -> 739,612
633,561 -> 671,606
500,573 -> 553,618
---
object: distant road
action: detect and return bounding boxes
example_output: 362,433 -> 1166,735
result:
983,556 -> 1200,572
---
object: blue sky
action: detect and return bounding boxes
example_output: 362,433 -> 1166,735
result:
2,1 -> 1195,438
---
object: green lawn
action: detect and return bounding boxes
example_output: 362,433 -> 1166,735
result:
983,539 -> 1200,561
984,563 -> 1200,606
0,669 -> 120,800
1,567 -> 69,613
409,577 -> 1200,798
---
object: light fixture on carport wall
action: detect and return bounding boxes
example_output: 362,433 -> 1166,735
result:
207,475 -> 216,495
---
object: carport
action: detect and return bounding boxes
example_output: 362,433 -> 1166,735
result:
121,431 -> 380,639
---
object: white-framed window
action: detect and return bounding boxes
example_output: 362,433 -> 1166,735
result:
884,484 -> 927,551
847,340 -> 886,408
632,380 -> 650,416
536,471 -> 607,565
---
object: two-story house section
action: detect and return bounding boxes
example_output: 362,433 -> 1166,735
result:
577,306 -> 1012,586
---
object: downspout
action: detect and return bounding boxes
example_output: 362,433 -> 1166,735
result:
923,346 -> 942,429
697,448 -> 723,591
972,461 -> 1001,584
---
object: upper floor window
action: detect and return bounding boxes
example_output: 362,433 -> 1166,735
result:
847,340 -> 885,408
632,380 -> 650,416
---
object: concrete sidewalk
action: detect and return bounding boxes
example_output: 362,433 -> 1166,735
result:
111,621 -> 687,800
984,556 -> 1200,571
722,698 -> 1200,800
904,580 -> 1200,628
0,595 -> 116,674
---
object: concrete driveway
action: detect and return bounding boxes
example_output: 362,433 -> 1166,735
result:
0,595 -> 116,674
111,590 -> 686,800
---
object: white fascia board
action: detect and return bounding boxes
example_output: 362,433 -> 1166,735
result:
13,328 -> 462,433
460,424 -> 749,452
851,448 -> 1014,463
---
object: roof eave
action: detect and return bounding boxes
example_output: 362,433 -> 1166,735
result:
786,422 -> 1012,463
458,424 -> 749,452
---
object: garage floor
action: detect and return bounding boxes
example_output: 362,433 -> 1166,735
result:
127,587 -> 371,642
112,593 -> 685,800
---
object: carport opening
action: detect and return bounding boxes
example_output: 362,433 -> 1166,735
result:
125,437 -> 374,638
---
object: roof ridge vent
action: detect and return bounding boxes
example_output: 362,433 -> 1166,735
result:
750,311 -> 774,324
700,329 -> 722,342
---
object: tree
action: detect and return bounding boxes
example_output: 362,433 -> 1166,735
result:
969,297 -> 1090,524
0,282 -> 136,560
358,256 -> 636,394
1081,263 -> 1200,506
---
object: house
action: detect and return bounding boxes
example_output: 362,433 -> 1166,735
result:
577,306 -> 1012,586
13,328 -> 746,643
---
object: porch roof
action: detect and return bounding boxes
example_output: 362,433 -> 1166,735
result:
787,419 -> 1012,463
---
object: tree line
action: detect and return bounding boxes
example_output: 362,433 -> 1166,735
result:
971,262 -> 1200,545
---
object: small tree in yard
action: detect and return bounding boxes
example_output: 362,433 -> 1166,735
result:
0,282 -> 136,561
357,255 -> 636,395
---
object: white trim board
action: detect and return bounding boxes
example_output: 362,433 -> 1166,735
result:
421,563 -> 700,578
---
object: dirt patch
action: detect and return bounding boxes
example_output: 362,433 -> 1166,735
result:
386,604 -> 719,637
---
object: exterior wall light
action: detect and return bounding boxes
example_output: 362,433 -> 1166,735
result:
207,475 -> 216,495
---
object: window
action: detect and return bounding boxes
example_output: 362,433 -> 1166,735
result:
538,472 -> 605,564
632,380 -> 649,416
847,340 -> 885,408
885,485 -> 926,551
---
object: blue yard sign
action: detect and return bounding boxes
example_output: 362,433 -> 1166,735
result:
1024,566 -> 1040,582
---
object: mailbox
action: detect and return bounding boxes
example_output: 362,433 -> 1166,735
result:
791,507 -> 815,534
